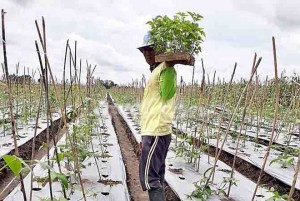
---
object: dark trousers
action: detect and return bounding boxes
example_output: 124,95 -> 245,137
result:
139,134 -> 171,191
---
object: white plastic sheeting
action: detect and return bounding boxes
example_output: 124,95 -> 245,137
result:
4,102 -> 130,201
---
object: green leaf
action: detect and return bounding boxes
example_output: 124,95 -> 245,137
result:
56,174 -> 69,189
57,153 -> 64,163
204,185 -> 212,195
3,155 -> 22,176
51,172 -> 69,189
269,158 -> 279,166
218,189 -> 227,196
287,157 -> 294,164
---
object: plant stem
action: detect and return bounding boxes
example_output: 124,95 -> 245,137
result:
185,65 -> 195,131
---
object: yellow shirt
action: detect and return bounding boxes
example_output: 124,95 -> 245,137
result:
140,62 -> 176,136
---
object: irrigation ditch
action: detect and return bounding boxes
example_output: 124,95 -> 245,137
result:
107,94 -> 181,201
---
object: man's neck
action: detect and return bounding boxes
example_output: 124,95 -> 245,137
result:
150,62 -> 160,72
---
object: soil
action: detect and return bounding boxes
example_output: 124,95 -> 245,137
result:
221,198 -> 235,201
108,96 -> 180,201
97,179 -> 123,186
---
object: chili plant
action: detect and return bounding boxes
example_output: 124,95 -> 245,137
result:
147,12 -> 205,55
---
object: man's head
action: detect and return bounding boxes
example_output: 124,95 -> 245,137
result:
138,33 -> 157,71
138,45 -> 155,66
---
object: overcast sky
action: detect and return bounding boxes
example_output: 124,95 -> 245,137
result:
0,0 -> 299,84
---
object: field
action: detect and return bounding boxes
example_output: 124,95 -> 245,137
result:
109,67 -> 300,201
3,71 -> 298,201
1,8 -> 300,201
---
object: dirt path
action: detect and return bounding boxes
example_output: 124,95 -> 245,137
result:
108,97 -> 180,201
108,102 -> 149,201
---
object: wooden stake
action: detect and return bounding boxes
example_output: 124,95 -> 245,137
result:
251,37 -> 279,201
207,57 -> 262,187
1,9 -> 27,201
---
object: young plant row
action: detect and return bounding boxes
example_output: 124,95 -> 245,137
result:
110,39 -> 299,200
1,11 -> 108,201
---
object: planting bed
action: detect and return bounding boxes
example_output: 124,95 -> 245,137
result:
4,101 -> 130,201
173,106 -> 300,192
0,107 -> 75,200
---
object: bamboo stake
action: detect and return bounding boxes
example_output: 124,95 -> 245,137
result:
28,68 -> 32,119
29,78 -> 43,201
37,18 -> 69,198
65,46 -> 88,201
200,58 -> 205,93
207,57 -> 262,187
212,63 -> 237,182
35,40 -> 53,200
63,40 -> 68,120
288,149 -> 300,200
35,19 -> 67,127
227,53 -> 257,197
251,37 -> 279,201
15,63 -> 20,117
1,9 -> 27,201
185,65 -> 195,131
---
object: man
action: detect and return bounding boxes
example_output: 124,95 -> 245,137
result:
138,41 -> 177,201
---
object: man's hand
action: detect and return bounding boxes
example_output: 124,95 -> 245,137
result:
165,61 -> 176,67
